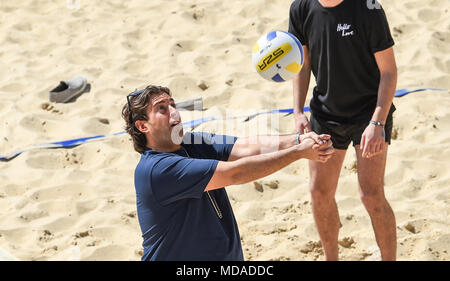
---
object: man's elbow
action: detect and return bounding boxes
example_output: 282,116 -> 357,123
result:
389,63 -> 398,77
225,161 -> 252,186
205,161 -> 243,191
380,66 -> 397,82
228,166 -> 247,186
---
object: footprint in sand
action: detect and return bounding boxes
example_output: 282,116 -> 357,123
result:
25,151 -> 68,170
169,40 -> 198,54
2,184 -> 27,197
85,46 -> 109,59
417,8 -> 441,22
122,60 -> 151,76
84,245 -> 131,261
429,31 -> 450,54
0,83 -> 26,93
12,22 -> 32,32
442,59 -> 450,74
43,216 -> 78,233
167,76 -> 201,95
0,227 -> 35,247
401,178 -> 426,199
75,199 -> 99,216
18,208 -> 49,222
81,117 -> 111,135
121,29 -> 142,47
28,183 -> 90,202
427,234 -> 450,260
242,204 -> 266,221
64,47 -> 87,65
193,55 -> 215,73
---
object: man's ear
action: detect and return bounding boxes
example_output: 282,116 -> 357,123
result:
135,120 -> 150,134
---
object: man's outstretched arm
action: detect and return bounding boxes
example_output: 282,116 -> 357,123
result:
205,138 -> 334,191
228,132 -> 330,161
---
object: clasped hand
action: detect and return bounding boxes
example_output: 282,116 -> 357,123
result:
300,132 -> 334,163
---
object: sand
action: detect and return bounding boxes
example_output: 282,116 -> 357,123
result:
0,0 -> 449,261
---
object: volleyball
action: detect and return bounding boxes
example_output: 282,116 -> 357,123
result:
252,30 -> 304,82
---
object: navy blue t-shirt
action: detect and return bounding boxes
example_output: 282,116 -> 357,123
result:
134,132 -> 244,261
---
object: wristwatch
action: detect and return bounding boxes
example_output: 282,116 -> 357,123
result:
295,133 -> 302,145
369,120 -> 384,127
370,121 -> 386,138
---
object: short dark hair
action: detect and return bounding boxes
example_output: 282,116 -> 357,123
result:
122,85 -> 171,154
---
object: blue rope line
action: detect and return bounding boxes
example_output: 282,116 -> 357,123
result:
0,88 -> 447,162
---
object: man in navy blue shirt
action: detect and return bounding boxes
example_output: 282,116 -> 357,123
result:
122,85 -> 334,261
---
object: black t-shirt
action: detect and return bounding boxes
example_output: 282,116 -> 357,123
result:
289,0 -> 395,123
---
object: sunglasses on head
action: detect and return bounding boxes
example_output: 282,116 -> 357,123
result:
126,89 -> 144,127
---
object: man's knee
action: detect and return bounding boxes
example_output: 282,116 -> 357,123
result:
310,182 -> 336,201
359,184 -> 387,212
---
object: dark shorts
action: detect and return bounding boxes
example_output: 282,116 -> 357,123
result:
309,112 -> 394,150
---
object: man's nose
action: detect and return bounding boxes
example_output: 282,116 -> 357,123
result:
169,105 -> 179,118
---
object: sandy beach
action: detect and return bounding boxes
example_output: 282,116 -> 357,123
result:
0,0 -> 449,261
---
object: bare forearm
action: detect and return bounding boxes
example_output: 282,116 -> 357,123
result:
372,47 -> 398,124
230,145 -> 302,185
371,71 -> 397,123
230,132 -> 329,160
293,46 -> 311,115
231,134 -> 296,158
206,139 -> 334,191
293,68 -> 310,115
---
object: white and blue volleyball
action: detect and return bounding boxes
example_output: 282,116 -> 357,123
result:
252,30 -> 304,82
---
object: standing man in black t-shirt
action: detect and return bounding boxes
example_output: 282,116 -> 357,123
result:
289,0 -> 397,260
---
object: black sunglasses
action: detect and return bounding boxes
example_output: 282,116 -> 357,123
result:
126,89 -> 144,127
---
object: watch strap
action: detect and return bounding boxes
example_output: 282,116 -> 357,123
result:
369,120 -> 384,127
